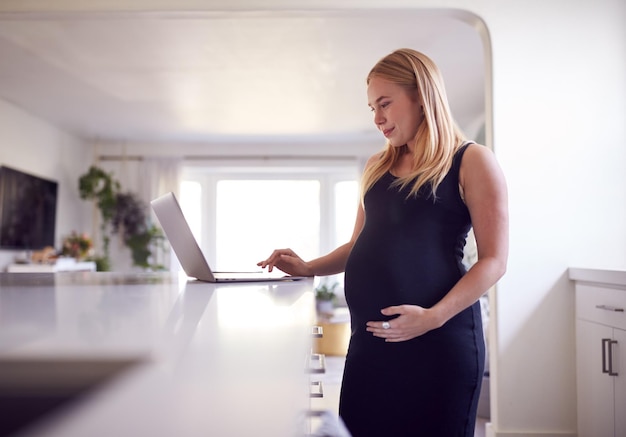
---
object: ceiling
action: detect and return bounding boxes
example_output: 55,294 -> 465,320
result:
0,9 -> 485,145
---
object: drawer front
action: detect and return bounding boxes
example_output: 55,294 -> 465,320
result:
576,284 -> 626,330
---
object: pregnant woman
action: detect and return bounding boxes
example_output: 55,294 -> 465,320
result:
259,48 -> 508,436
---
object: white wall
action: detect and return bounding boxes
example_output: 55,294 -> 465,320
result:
0,99 -> 93,269
483,1 -> 626,434
1,0 -> 625,436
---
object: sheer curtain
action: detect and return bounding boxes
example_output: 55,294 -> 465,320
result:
137,157 -> 182,207
97,156 -> 182,272
139,158 -> 182,272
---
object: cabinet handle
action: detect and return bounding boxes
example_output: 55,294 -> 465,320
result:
595,304 -> 624,312
310,381 -> 324,398
306,353 -> 326,374
608,340 -> 618,376
312,326 -> 323,338
602,338 -> 619,376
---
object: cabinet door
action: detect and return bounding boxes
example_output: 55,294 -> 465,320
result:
577,320 -> 614,437
614,328 -> 626,437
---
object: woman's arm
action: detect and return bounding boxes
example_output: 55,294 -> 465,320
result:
432,143 -> 509,323
257,154 -> 379,277
257,201 -> 365,277
368,144 -> 508,341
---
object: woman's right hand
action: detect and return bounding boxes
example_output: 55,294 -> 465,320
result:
257,248 -> 314,277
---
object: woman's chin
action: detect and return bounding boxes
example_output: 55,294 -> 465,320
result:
389,141 -> 406,148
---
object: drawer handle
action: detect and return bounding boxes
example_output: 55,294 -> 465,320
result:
312,326 -> 324,338
595,304 -> 624,312
306,353 -> 326,374
602,338 -> 619,376
310,381 -> 324,398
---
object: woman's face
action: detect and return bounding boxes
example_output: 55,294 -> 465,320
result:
367,76 -> 423,149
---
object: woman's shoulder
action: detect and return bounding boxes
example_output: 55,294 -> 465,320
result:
459,143 -> 505,187
460,143 -> 496,166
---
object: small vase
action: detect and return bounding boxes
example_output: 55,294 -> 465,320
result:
317,300 -> 334,315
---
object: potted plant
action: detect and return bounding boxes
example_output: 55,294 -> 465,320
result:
315,281 -> 338,315
78,165 -> 164,271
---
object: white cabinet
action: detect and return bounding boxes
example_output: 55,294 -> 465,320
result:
576,319 -> 622,436
570,268 -> 626,437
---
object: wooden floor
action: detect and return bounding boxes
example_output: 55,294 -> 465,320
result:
312,356 -> 489,437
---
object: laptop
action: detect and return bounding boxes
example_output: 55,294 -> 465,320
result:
150,192 -> 305,282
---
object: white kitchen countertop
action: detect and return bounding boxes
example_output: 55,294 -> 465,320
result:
0,272 -> 316,437
568,267 -> 626,288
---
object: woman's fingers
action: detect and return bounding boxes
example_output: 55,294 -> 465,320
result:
257,249 -> 283,268
365,305 -> 438,342
257,249 -> 298,273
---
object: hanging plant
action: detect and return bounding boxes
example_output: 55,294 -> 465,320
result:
78,166 -> 120,222
78,165 -> 164,271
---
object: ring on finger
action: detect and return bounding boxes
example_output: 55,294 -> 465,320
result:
382,321 -> 390,330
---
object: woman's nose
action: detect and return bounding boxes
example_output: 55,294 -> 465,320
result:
373,110 -> 385,126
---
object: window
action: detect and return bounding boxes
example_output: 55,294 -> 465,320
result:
215,179 -> 320,271
180,164 -> 359,288
335,180 -> 359,244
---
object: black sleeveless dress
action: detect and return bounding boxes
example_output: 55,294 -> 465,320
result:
339,144 -> 484,437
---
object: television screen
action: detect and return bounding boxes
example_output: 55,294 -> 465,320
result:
0,166 -> 58,250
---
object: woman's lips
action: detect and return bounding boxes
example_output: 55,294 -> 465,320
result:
382,127 -> 394,137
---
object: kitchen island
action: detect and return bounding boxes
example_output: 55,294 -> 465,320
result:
0,272 -> 316,437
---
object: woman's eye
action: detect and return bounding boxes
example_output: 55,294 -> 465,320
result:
369,101 -> 390,113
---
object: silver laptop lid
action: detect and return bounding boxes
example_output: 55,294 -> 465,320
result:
151,192 -> 305,282
151,192 -> 216,282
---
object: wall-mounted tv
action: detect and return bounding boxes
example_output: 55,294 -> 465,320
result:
0,165 -> 58,250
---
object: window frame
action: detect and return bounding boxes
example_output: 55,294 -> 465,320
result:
180,162 -> 360,270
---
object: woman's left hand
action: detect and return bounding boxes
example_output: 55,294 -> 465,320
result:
366,305 -> 442,342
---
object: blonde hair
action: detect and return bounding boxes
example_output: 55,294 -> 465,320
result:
361,48 -> 466,201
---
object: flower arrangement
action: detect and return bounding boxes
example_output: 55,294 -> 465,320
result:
61,231 -> 94,260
